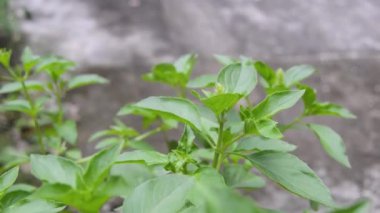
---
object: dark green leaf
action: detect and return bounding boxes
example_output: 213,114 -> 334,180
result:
308,124 -> 350,168
246,151 -> 334,206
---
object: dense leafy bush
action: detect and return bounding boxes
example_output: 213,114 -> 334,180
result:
0,49 -> 369,212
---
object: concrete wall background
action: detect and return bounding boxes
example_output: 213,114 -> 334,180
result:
7,0 -> 380,211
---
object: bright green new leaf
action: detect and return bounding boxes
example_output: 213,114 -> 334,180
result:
68,74 -> 109,90
201,93 -> 241,115
123,174 -> 194,213
83,144 -> 121,187
187,74 -> 217,88
116,150 -> 168,166
297,84 -> 317,108
134,96 -> 202,131
56,120 -> 77,145
246,151 -> 334,207
252,90 -> 305,119
143,63 -> 188,87
222,165 -> 265,189
308,124 -> 351,168
284,65 -> 315,87
0,167 -> 19,193
217,59 -> 257,96
0,81 -> 45,94
30,155 -> 83,189
0,49 -> 12,68
236,136 -> 296,153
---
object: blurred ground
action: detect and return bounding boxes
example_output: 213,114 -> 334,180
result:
6,0 -> 380,211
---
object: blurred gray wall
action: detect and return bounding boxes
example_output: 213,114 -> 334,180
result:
10,0 -> 380,211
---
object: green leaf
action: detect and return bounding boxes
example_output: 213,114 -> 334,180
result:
56,120 -> 77,145
83,144 -> 121,187
0,49 -> 12,69
174,53 -> 197,76
236,136 -> 296,153
222,165 -> 265,189
143,63 -> 187,87
33,183 -> 109,213
201,93 -> 241,115
68,74 -> 109,90
306,102 -> 356,119
123,174 -> 194,213
217,59 -> 257,96
284,65 -> 315,87
0,100 -> 32,114
30,155 -> 83,189
116,150 -> 168,166
254,119 -> 283,139
246,151 -> 334,207
254,61 -> 276,87
134,96 -> 202,131
330,199 -> 370,213
308,124 -> 351,168
252,90 -> 305,119
187,169 -> 271,213
0,167 -> 19,193
214,54 -> 238,65
297,84 -> 317,108
0,184 -> 35,209
3,199 -> 65,213
187,74 -> 217,88
21,47 -> 40,73
36,57 -> 75,80
0,81 -> 44,94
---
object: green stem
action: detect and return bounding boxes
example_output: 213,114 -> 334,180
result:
212,112 -> 225,171
20,80 -> 45,153
282,115 -> 305,132
133,126 -> 164,141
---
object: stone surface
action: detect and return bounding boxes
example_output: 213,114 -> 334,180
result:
7,0 -> 380,211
